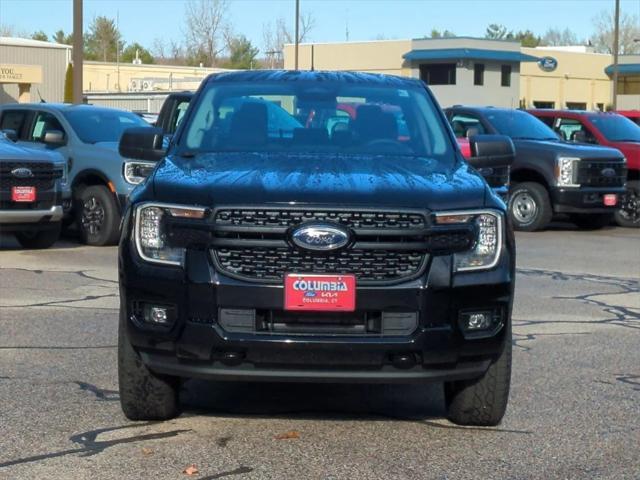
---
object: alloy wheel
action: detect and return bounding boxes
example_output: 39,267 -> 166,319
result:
81,196 -> 105,236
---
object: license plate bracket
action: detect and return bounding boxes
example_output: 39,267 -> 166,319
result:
284,274 -> 356,312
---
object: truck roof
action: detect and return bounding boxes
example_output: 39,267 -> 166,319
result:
205,70 -> 424,88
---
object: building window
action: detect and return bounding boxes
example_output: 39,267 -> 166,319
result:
596,103 -> 604,112
533,101 -> 555,109
474,63 -> 485,86
420,63 -> 456,85
566,102 -> 587,110
501,65 -> 511,87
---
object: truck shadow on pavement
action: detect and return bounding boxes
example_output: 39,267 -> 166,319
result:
179,380 -> 532,434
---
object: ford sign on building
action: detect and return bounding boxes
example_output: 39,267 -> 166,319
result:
538,56 -> 558,72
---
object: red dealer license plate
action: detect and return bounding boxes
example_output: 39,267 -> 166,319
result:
11,186 -> 36,202
284,274 -> 356,312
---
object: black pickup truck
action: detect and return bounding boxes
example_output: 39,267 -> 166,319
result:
446,107 -> 627,231
117,71 -> 516,426
0,131 -> 68,248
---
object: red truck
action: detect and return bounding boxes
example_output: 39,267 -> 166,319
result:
529,110 -> 639,228
617,110 -> 640,127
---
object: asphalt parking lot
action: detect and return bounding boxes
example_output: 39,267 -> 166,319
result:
0,224 -> 638,480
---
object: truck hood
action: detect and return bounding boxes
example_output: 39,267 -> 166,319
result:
0,139 -> 63,163
514,139 -> 624,160
151,152 -> 488,210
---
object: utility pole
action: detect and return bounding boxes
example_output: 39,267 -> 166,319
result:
612,0 -> 620,109
294,0 -> 300,70
72,0 -> 83,104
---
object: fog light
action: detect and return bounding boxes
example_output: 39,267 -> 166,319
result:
466,312 -> 492,330
149,306 -> 168,324
459,309 -> 503,339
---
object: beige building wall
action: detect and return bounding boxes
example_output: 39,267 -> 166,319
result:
283,40 -> 411,76
83,62 -> 228,93
0,37 -> 71,104
520,47 -> 612,110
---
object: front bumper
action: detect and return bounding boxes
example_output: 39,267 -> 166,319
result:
552,186 -> 626,214
0,205 -> 63,224
120,228 -> 516,384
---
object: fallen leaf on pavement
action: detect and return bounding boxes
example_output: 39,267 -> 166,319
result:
141,447 -> 154,456
183,464 -> 199,476
274,430 -> 300,440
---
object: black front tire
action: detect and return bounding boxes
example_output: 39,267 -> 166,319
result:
76,185 -> 121,246
614,180 -> 640,228
570,213 -> 614,230
444,326 -> 512,426
15,223 -> 61,249
508,182 -> 553,232
118,312 -> 180,421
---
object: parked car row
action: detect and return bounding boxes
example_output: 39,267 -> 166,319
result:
448,107 -> 637,230
1,86 -> 639,251
0,103 -> 154,245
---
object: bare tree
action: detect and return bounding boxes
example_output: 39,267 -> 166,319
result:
591,9 -> 640,54
262,13 -> 316,67
183,0 -> 229,67
541,27 -> 579,46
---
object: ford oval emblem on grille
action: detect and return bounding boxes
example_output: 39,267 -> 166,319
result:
601,167 -> 616,178
11,167 -> 34,178
291,223 -> 350,251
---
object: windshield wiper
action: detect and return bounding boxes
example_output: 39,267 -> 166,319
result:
610,139 -> 640,143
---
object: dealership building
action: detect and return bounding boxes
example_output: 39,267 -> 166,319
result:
1,35 -> 639,112
283,37 -> 639,111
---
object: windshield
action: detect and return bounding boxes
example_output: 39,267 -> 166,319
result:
179,80 -> 453,162
63,109 -> 149,144
591,115 -> 640,142
487,110 -> 559,141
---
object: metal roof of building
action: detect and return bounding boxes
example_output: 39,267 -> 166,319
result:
0,36 -> 71,49
403,48 -> 540,62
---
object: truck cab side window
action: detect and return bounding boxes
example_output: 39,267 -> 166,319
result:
169,101 -> 190,134
557,118 -> 596,144
30,112 -> 66,143
0,110 -> 28,138
450,113 -> 485,138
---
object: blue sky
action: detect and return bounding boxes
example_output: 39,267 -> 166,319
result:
1,0 -> 638,53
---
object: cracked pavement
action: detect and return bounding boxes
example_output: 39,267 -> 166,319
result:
0,224 -> 639,479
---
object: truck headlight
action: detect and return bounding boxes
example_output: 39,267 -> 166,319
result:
435,210 -> 504,272
54,162 -> 68,186
134,203 -> 207,266
124,161 -> 157,185
555,157 -> 580,187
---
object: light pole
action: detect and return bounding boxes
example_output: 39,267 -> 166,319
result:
294,0 -> 300,70
612,0 -> 620,110
72,0 -> 83,104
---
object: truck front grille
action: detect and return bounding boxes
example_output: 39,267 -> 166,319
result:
577,161 -> 626,188
207,208 -> 475,285
0,162 -> 62,190
215,247 -> 426,283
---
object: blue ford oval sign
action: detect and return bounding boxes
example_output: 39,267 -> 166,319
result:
538,56 -> 558,72
291,223 -> 350,251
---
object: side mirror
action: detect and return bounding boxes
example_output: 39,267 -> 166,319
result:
119,127 -> 165,161
467,134 -> 515,168
43,130 -> 65,146
1,129 -> 17,142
